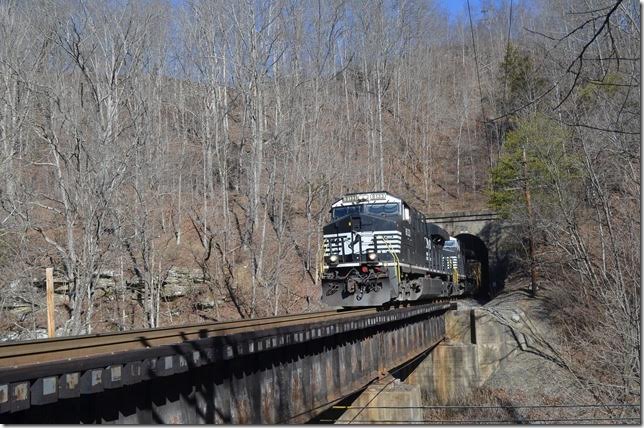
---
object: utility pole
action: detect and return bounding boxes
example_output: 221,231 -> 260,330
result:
522,145 -> 538,296
45,267 -> 56,337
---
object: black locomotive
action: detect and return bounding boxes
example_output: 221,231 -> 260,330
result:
321,191 -> 488,307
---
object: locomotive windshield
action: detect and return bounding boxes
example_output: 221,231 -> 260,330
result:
444,239 -> 460,250
332,205 -> 362,219
366,203 -> 399,216
332,203 -> 399,220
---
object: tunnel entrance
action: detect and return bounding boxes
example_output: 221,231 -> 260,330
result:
456,233 -> 490,299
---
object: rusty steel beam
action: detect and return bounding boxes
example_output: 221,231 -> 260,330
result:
0,303 -> 451,424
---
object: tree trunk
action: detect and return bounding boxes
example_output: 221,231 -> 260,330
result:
522,144 -> 538,296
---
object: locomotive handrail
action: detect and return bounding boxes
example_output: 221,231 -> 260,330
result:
318,239 -> 327,281
379,235 -> 401,282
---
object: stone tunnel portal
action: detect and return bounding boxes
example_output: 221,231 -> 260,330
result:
426,211 -> 504,297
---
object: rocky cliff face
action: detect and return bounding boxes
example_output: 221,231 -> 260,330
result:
0,267 -> 212,341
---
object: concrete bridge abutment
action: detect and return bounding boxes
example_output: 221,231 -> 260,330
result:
405,307 -> 517,404
336,306 -> 519,423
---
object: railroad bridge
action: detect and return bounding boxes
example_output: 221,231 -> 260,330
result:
0,304 -> 452,423
0,211 -> 505,424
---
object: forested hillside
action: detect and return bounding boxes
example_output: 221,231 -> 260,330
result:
0,0 -> 639,401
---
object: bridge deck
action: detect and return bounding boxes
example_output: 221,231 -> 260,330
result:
0,303 -> 452,423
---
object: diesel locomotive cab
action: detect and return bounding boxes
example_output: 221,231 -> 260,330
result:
321,191 -> 486,308
321,192 -> 404,306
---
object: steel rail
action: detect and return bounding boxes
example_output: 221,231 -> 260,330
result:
0,307 -> 378,368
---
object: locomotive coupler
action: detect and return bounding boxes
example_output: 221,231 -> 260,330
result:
347,278 -> 357,293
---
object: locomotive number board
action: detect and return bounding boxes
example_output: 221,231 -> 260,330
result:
343,192 -> 388,202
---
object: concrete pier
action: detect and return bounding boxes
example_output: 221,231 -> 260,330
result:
335,375 -> 422,424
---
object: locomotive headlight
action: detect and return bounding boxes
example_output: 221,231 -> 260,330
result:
367,251 -> 378,261
328,254 -> 340,265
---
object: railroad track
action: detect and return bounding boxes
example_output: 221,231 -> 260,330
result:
0,307 -> 381,369
0,299 -> 461,370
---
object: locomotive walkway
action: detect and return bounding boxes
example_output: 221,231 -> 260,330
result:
0,302 -> 452,423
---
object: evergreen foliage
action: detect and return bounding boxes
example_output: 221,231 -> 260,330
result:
486,114 -> 580,218
498,43 -> 548,115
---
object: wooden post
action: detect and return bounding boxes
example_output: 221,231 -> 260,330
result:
46,267 -> 55,338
